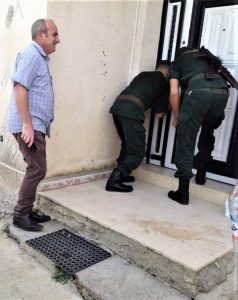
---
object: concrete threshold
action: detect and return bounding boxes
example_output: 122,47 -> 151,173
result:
133,164 -> 233,207
36,168 -> 237,298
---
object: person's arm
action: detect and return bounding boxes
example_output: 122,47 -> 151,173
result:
169,78 -> 180,128
14,83 -> 34,147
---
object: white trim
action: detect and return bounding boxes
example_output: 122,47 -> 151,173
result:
150,116 -> 167,156
164,116 -> 176,168
179,0 -> 194,47
204,172 -> 237,185
149,160 -> 237,185
150,1 -> 182,160
149,158 -> 162,166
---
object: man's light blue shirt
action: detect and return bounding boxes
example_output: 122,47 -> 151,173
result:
7,41 -> 54,137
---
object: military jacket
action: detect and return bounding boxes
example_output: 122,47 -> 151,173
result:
109,71 -> 169,120
170,50 -> 228,92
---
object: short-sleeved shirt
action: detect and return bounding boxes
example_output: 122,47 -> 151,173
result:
7,41 -> 54,137
170,50 -> 228,92
109,71 -> 169,120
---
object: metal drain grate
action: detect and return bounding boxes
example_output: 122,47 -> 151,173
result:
26,229 -> 111,275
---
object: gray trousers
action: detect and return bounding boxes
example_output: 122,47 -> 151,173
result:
13,131 -> 47,216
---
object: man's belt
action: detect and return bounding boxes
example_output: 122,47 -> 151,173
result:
116,94 -> 145,110
194,87 -> 228,94
189,72 -> 222,84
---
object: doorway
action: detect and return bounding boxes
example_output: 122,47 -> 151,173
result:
149,0 -> 238,184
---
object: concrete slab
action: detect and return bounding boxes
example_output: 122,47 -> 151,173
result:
39,180 -> 232,270
76,256 -> 189,300
38,178 -> 235,296
0,224 -> 80,300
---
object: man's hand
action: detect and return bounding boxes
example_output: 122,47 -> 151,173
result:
21,124 -> 34,147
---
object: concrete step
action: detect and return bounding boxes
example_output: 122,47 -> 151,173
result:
133,164 -> 232,207
36,171 -> 237,299
7,220 -> 190,300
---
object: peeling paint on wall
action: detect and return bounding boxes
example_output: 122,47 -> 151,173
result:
5,1 -> 24,28
5,5 -> 14,28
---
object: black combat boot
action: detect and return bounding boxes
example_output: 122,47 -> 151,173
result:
119,175 -> 135,183
168,178 -> 189,205
195,163 -> 207,185
106,168 -> 133,192
174,170 -> 182,178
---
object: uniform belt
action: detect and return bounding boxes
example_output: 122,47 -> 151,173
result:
189,72 -> 222,83
116,95 -> 145,110
194,87 -> 228,94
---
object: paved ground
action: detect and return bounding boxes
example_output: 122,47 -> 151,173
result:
0,190 -> 82,300
0,189 -> 14,219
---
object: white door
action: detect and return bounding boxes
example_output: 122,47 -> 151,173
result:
153,4 -> 238,184
199,6 -> 238,163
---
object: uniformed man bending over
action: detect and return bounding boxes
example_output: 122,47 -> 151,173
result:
106,63 -> 170,193
168,47 -> 229,205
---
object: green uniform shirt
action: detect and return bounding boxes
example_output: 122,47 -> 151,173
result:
109,71 -> 169,120
170,50 -> 228,91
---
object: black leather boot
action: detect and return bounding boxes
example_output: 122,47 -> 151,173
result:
13,215 -> 43,231
106,168 -> 133,192
119,175 -> 135,183
174,170 -> 182,178
168,178 -> 189,205
30,211 -> 51,223
195,163 -> 207,185
195,171 -> 206,185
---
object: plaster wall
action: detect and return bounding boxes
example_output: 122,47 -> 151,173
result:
0,0 -> 163,187
46,0 -> 163,177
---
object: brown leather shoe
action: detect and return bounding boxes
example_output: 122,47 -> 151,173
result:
13,215 -> 43,231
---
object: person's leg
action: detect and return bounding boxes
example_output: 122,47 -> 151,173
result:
13,131 -> 47,230
106,116 -> 145,192
113,115 -> 135,183
116,117 -> 145,176
113,115 -> 127,164
169,90 -> 211,204
106,115 -> 134,192
195,89 -> 228,184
